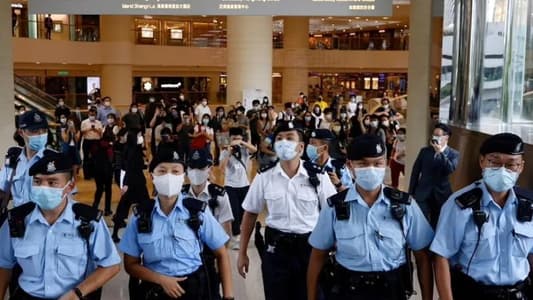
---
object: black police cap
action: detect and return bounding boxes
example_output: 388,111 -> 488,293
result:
149,148 -> 185,172
273,120 -> 304,138
29,150 -> 72,176
347,134 -> 386,160
309,129 -> 335,140
19,110 -> 49,131
480,133 -> 524,156
188,148 -> 213,169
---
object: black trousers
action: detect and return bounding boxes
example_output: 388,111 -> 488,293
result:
11,286 -> 102,300
93,171 -> 113,212
225,186 -> 249,236
261,227 -> 311,300
113,182 -> 149,235
452,269 -> 528,300
135,268 -> 208,300
82,139 -> 99,180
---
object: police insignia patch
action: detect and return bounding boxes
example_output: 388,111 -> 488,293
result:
173,152 -> 180,160
376,144 -> 382,153
191,151 -> 200,160
47,161 -> 56,173
34,113 -> 42,123
311,131 -> 316,138
288,122 -> 294,129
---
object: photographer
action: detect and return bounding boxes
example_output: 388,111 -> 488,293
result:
219,127 -> 257,250
80,108 -> 103,180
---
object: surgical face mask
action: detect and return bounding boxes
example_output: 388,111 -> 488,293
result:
382,120 -> 390,127
188,168 -> 210,186
305,116 -> 312,122
382,104 -> 389,109
261,113 -> 268,119
358,104 -> 364,109
153,173 -> 184,197
351,97 -> 356,102
179,95 -> 185,100
202,119 -> 210,125
149,98 -> 155,103
314,108 -> 320,114
370,121 -> 379,128
58,102 -> 64,107
202,101 -> 208,106
397,134 -> 406,141
274,140 -> 300,161
131,108 -> 138,113
306,144 -> 322,162
432,136 -> 442,145
483,167 -> 518,193
104,101 -> 111,107
28,133 -> 48,151
60,118 -> 67,124
353,167 -> 386,191
217,111 -> 224,117
31,183 -> 68,210
340,113 -> 347,119
137,135 -> 144,145
107,119 -> 115,125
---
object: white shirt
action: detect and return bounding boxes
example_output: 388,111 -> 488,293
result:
242,160 -> 337,234
195,105 -> 212,123
220,148 -> 250,188
187,184 -> 234,225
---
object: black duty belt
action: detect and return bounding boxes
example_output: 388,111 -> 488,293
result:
140,266 -> 207,300
452,269 -> 529,300
336,263 -> 407,289
264,226 -> 311,254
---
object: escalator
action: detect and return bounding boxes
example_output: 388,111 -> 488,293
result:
13,76 -> 57,122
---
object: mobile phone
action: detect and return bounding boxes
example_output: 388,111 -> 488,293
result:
91,125 -> 95,129
431,139 -> 439,145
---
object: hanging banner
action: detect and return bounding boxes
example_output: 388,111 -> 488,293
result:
29,0 -> 392,16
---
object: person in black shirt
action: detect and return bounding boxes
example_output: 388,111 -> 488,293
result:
54,98 -> 71,122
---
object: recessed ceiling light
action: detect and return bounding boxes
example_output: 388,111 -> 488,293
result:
383,17 -> 389,20
321,18 -> 325,21
36,62 -> 40,64
328,16 -> 333,19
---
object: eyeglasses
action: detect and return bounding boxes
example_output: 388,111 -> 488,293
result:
486,159 -> 523,172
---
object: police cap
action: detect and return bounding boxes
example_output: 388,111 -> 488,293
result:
347,134 -> 386,160
29,150 -> 72,176
188,148 -> 213,169
309,129 -> 335,140
149,148 -> 185,172
273,120 -> 304,138
480,133 -> 524,156
19,110 -> 49,131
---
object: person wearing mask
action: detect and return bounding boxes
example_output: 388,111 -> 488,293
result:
112,130 -> 149,242
375,98 -> 402,120
349,102 -> 367,139
168,106 -> 182,133
59,115 -> 81,177
431,133 -> 531,300
154,116 -> 173,152
54,98 -> 71,122
311,105 -> 323,129
122,103 -> 144,132
176,93 -> 191,116
118,148 -> 234,300
302,112 -> 316,133
211,107 -> 226,166
194,97 -> 212,124
314,96 -> 329,111
220,127 -> 257,250
318,108 -> 333,130
176,112 -> 194,162
261,96 -> 270,109
0,150 -> 121,300
190,114 -> 214,154
279,103 -> 295,122
307,134 -> 434,300
409,123 -> 459,228
144,97 -> 158,153
345,95 -> 358,118
335,108 -> 350,149
237,121 -> 336,300
112,128 -> 128,188
97,97 -> 120,126
390,128 -> 407,189
258,132 -> 277,170
380,115 -> 397,160
367,114 -> 386,154
234,107 -> 249,139
80,108 -> 103,180
157,127 -> 178,154
257,109 -> 274,140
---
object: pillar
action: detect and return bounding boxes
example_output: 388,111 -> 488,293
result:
100,16 -> 133,112
209,74 -> 220,103
0,0 -> 14,156
282,17 -> 309,103
405,0 -> 434,183
227,16 -> 272,106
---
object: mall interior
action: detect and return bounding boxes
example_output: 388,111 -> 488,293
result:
1,0 -> 533,299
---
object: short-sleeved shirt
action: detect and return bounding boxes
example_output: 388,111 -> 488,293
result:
0,148 -> 45,207
324,158 -> 353,188
119,195 -> 229,277
0,200 -> 121,299
220,148 -> 250,188
80,119 -> 103,140
185,184 -> 234,225
309,185 -> 434,272
430,181 -> 533,286
242,160 -> 337,234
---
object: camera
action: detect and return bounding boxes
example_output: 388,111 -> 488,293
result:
91,125 -> 95,129
231,145 -> 240,154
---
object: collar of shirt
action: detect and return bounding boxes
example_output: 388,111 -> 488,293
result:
20,147 -> 45,164
28,199 -> 75,226
187,184 -> 210,200
441,145 -> 448,152
153,194 -> 185,218
479,180 -> 517,210
344,184 -> 389,207
272,160 -> 308,180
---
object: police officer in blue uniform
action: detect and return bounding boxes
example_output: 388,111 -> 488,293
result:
238,120 -> 337,300
307,134 -> 434,300
118,148 -> 235,300
306,128 -> 352,191
0,150 -> 121,300
0,110 -> 50,210
431,133 -> 532,300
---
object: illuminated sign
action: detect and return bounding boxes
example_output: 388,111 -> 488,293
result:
29,0 -> 392,16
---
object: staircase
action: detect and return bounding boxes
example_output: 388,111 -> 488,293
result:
14,76 -> 57,122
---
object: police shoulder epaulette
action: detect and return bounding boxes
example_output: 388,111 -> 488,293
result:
330,158 -> 346,170
515,186 -> 533,203
455,187 -> 483,209
134,198 -> 156,216
72,203 -> 102,222
8,202 -> 35,218
208,183 -> 225,197
8,202 -> 36,238
515,186 -> 533,222
181,184 -> 191,194
383,186 -> 411,205
183,197 -> 207,215
5,147 -> 23,168
303,160 -> 324,175
258,161 -> 277,174
327,189 -> 350,207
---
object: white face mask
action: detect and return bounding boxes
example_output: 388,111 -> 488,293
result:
153,173 -> 184,197
188,168 -> 210,186
137,135 -> 144,145
370,121 -> 379,128
274,139 -> 300,161
131,108 -> 138,113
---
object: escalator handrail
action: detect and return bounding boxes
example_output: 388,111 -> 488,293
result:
14,76 -> 58,106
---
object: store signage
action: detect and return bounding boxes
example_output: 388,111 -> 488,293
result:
29,0 -> 392,16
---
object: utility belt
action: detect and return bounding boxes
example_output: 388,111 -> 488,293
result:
264,226 -> 311,255
452,269 -> 528,300
11,287 -> 102,300
139,267 -> 207,300
336,263 -> 408,290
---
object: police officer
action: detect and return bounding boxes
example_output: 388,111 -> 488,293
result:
307,134 -> 434,300
0,150 -> 121,300
431,133 -> 532,300
0,110 -> 50,208
119,148 -> 235,300
237,120 -> 337,300
306,128 -> 352,191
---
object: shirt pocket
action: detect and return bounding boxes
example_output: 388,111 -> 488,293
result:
56,243 -> 85,279
335,224 -> 366,257
138,233 -> 163,263
378,224 -> 405,261
296,190 -> 319,216
172,227 -> 200,259
462,226 -> 497,263
512,223 -> 533,257
265,191 -> 285,218
14,245 -> 42,279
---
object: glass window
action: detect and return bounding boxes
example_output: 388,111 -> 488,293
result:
517,0 -> 533,123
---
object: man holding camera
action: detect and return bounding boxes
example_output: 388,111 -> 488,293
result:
81,108 -> 103,180
220,127 -> 257,250
409,123 -> 459,228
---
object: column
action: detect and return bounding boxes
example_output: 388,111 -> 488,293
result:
227,16 -> 273,105
282,17 -> 309,103
405,0 -> 434,183
0,0 -> 15,156
209,74 -> 220,103
100,16 -> 133,112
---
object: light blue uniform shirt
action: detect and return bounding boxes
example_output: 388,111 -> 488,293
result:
430,181 -> 533,286
0,148 -> 45,207
0,199 -> 121,299
119,195 -> 229,277
309,185 -> 434,272
324,158 -> 353,188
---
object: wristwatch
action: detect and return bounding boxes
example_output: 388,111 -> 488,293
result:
222,297 -> 235,300
73,287 -> 87,300
334,182 -> 343,189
